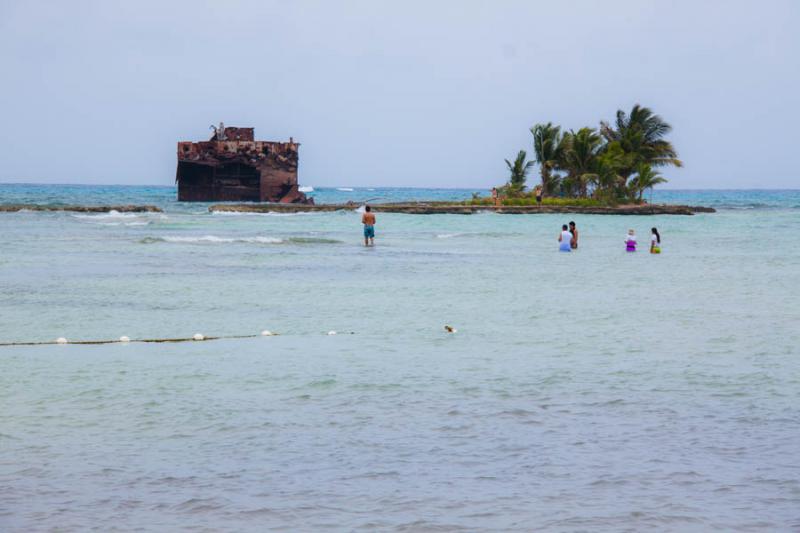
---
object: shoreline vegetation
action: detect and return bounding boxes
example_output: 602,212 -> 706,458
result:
492,104 -> 682,205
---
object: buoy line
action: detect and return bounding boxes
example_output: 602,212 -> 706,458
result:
0,330 -> 363,347
0,334 -> 247,347
0,325 -> 457,348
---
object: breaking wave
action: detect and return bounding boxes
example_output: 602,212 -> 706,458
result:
436,231 -> 514,239
96,221 -> 151,227
298,186 -> 314,193
211,210 -> 321,217
140,235 -> 341,245
337,187 -> 355,192
72,210 -> 141,219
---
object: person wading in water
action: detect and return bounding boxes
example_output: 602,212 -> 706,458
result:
569,221 -> 579,249
362,205 -> 376,247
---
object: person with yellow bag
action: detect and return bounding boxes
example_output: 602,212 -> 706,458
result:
650,227 -> 662,254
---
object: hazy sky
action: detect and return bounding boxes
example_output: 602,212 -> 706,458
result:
1,0 -> 798,188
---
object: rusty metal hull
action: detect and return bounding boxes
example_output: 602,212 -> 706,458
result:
176,127 -> 310,203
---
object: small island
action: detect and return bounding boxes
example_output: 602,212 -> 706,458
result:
211,104 -> 714,215
487,104 -> 685,206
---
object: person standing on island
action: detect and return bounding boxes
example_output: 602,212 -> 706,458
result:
569,221 -> 579,249
362,205 -> 376,247
558,224 -> 573,252
491,187 -> 499,207
535,186 -> 543,204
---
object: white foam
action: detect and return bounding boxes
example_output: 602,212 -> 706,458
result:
212,210 -> 318,217
298,185 -> 314,193
95,221 -> 151,227
159,235 -> 284,244
72,210 -> 141,219
337,187 -> 355,192
436,233 -> 464,239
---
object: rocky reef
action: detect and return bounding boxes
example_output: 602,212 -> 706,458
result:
209,202 -> 715,215
0,205 -> 163,213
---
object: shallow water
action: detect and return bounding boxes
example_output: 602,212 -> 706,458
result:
1,187 -> 799,531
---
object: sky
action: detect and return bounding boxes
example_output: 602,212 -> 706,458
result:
0,0 -> 798,189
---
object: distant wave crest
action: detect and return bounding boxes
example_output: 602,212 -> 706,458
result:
436,231 -> 515,239
72,210 -> 141,219
140,235 -> 341,245
211,210 -> 320,217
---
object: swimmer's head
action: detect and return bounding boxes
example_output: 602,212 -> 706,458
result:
365,205 -> 371,212
562,224 -> 568,231
569,221 -> 575,228
628,229 -> 635,235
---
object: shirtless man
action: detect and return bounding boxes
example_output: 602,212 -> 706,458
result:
569,221 -> 579,249
362,205 -> 376,246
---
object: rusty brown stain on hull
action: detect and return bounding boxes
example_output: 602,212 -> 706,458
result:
176,123 -> 312,204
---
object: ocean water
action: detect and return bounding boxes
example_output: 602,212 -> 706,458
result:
1,185 -> 799,531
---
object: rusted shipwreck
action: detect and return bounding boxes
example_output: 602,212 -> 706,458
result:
176,123 -> 311,203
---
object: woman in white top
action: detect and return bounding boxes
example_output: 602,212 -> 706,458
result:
558,224 -> 573,252
650,227 -> 661,254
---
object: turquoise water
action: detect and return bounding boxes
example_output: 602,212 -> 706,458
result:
1,186 -> 799,531
2,183 -> 800,211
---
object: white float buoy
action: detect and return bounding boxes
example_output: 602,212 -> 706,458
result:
261,330 -> 275,336
193,333 -> 205,341
119,336 -> 130,343
56,337 -> 68,344
327,330 -> 337,336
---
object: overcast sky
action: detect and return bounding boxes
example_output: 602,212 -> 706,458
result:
0,0 -> 798,189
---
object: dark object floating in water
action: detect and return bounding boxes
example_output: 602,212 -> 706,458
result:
176,122 -> 312,204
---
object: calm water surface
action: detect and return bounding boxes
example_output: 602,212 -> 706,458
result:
1,186 -> 799,531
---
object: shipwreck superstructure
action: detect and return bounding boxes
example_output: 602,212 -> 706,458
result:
176,123 -> 310,203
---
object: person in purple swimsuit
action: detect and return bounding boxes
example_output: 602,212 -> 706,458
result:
625,229 -> 637,252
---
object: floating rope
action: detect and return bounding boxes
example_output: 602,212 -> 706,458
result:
0,326 -> 459,348
0,330 -> 365,347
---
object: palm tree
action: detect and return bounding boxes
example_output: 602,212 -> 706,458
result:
600,104 -> 682,187
591,142 -> 630,201
504,150 -> 535,194
629,163 -> 667,202
559,127 -> 604,197
530,122 -> 564,196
